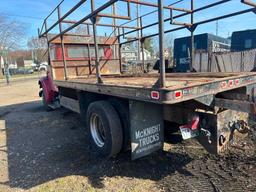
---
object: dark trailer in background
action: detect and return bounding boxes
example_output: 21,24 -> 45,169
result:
174,33 -> 230,72
231,29 -> 256,51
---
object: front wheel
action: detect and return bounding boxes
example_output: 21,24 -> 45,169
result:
87,101 -> 123,157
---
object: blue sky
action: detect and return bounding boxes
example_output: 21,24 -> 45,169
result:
0,0 -> 255,48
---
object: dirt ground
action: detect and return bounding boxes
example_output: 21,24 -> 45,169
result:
0,78 -> 255,192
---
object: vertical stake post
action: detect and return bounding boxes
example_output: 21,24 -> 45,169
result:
190,0 -> 194,72
158,0 -> 166,88
91,0 -> 102,83
58,6 -> 68,80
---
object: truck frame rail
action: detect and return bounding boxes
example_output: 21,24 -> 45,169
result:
53,72 -> 256,104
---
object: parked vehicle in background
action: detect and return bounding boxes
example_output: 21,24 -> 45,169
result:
231,29 -> 256,51
27,68 -> 34,74
39,63 -> 48,71
173,33 -> 230,72
31,63 -> 38,71
11,67 -> 34,75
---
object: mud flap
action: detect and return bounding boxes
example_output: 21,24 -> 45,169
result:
129,100 -> 164,160
197,110 -> 249,154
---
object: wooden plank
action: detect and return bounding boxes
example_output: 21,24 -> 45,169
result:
50,35 -> 119,45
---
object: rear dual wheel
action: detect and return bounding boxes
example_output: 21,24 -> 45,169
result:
87,101 -> 123,157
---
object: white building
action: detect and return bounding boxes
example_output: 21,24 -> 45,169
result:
24,60 -> 34,68
9,63 -> 18,69
140,49 -> 151,61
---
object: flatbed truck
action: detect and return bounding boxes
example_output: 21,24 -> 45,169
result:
38,0 -> 256,160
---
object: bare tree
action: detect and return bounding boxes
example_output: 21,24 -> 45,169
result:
73,25 -> 90,35
0,15 -> 27,83
165,34 -> 175,65
153,34 -> 175,59
144,37 -> 154,55
0,15 -> 26,51
27,37 -> 48,64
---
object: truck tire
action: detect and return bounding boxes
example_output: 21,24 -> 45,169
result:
109,98 -> 130,151
87,101 -> 123,157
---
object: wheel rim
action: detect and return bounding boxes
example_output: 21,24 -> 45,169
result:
90,113 -> 106,148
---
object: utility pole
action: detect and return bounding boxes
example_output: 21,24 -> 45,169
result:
112,4 -> 117,36
216,20 -> 219,36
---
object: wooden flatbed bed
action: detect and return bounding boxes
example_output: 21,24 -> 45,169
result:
54,72 -> 256,104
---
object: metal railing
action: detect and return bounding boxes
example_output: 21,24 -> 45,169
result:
39,0 -> 256,87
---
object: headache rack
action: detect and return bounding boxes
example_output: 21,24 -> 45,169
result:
38,0 -> 256,87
